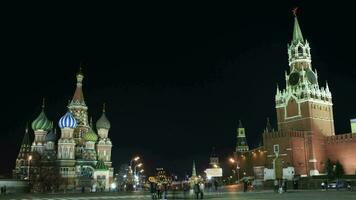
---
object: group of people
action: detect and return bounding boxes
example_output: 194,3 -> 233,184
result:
0,185 -> 7,195
150,181 -> 168,200
274,179 -> 287,193
193,181 -> 205,199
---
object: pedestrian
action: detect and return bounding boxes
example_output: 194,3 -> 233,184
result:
243,180 -> 248,192
0,186 -> 3,195
321,181 -> 325,191
214,180 -> 218,192
199,182 -> 205,199
183,182 -> 189,199
274,179 -> 278,193
157,183 -> 162,199
283,179 -> 287,192
193,182 -> 200,199
150,182 -> 157,200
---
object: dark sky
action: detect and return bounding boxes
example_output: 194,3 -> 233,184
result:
1,1 -> 356,177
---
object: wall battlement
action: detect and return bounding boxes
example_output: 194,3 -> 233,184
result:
264,130 -> 307,139
326,133 -> 356,144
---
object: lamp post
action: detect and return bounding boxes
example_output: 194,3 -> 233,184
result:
229,158 -> 240,183
27,155 -> 32,181
133,163 -> 143,189
128,156 -> 140,191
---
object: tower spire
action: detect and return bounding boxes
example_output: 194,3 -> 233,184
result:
292,7 -> 304,43
192,160 -> 197,177
71,64 -> 86,105
42,98 -> 45,110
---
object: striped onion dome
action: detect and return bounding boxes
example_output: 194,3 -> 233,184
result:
96,104 -> 111,130
31,110 -> 52,131
58,111 -> 77,129
83,128 -> 98,142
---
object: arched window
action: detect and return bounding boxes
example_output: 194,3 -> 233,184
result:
298,46 -> 303,56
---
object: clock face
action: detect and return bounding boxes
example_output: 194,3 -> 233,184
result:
289,72 -> 300,86
306,69 -> 317,84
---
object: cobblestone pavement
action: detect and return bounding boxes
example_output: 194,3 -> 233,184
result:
1,190 -> 355,200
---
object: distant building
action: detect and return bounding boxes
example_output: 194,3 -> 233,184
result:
235,12 -> 356,180
13,68 -> 114,191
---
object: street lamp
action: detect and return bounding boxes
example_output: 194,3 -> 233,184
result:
229,157 -> 240,183
27,155 -> 32,180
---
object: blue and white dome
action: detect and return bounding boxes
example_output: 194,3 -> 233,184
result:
58,111 -> 77,129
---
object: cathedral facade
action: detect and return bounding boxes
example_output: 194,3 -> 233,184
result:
13,69 -> 114,191
234,13 -> 356,179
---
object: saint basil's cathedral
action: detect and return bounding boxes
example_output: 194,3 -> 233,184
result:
13,68 -> 114,191
235,13 -> 356,180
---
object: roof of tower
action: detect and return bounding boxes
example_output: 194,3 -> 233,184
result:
192,160 -> 197,177
21,123 -> 31,147
292,10 -> 304,43
31,99 -> 52,131
265,117 -> 273,132
71,66 -> 86,105
238,120 -> 243,128
96,103 -> 111,130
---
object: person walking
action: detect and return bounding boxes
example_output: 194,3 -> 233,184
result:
183,182 -> 189,199
199,182 -> 205,199
150,182 -> 157,200
243,180 -> 248,192
193,182 -> 200,199
214,180 -> 218,192
274,179 -> 278,193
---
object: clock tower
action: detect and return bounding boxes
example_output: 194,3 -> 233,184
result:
275,13 -> 335,137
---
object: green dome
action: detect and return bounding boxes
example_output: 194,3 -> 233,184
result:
83,128 -> 98,142
31,110 -> 52,131
96,160 -> 108,171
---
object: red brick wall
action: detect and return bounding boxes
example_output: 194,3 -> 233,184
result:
326,134 -> 356,175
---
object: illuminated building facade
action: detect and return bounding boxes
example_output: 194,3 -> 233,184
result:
13,68 -> 114,191
235,13 -> 356,179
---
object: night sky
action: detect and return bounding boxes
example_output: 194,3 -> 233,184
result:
1,1 -> 356,177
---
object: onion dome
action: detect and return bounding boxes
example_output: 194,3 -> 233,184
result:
84,128 -> 98,142
31,99 -> 52,131
58,111 -> 77,129
45,126 -> 57,142
96,103 -> 111,130
96,160 -> 108,170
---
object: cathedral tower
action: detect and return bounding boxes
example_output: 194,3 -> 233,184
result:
236,120 -> 249,152
31,99 -> 52,154
68,67 -> 89,142
96,104 -> 113,167
275,13 -> 334,137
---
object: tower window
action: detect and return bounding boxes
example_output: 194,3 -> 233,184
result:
298,46 -> 303,56
273,144 -> 279,154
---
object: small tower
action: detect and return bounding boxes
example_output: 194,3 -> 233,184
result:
235,120 -> 249,153
31,99 -> 52,154
13,124 -> 32,179
209,147 -> 219,167
57,110 -> 77,189
192,160 -> 197,178
96,103 -> 113,167
57,110 -> 77,160
68,66 -> 89,141
82,118 -> 98,161
43,125 -> 57,161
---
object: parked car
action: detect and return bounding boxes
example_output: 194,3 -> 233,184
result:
327,180 -> 349,190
